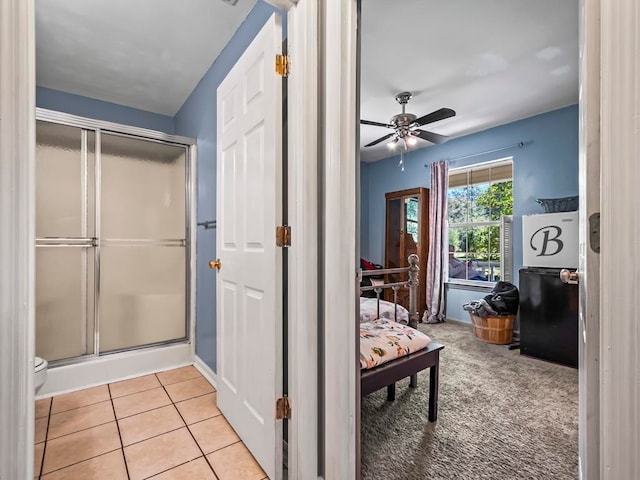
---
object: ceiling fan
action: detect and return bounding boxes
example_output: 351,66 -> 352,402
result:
361,92 -> 456,149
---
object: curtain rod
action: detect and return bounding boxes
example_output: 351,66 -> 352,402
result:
423,141 -> 526,167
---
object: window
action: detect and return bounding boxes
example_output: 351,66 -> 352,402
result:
448,159 -> 513,283
405,197 -> 419,243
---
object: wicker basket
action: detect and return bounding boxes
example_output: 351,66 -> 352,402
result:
469,312 -> 515,345
536,196 -> 579,213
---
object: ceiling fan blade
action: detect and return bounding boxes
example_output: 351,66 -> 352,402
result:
364,132 -> 395,147
414,107 -> 456,127
361,119 -> 393,128
413,129 -> 449,144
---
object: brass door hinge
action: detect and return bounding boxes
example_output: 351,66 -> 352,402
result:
275,54 -> 289,77
275,396 -> 291,420
276,225 -> 291,247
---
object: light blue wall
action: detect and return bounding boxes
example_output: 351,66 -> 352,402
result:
359,162 -> 370,257
174,1 -> 283,371
361,105 -> 579,321
36,86 -> 175,133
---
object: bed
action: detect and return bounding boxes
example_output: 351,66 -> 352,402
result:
360,297 -> 409,324
360,254 -> 444,422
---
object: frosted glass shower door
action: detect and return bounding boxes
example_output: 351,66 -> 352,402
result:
99,133 -> 187,353
35,121 -> 96,362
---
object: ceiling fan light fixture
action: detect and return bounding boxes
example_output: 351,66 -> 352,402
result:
360,92 -> 456,150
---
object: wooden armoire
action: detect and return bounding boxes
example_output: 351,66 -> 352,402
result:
384,187 -> 429,313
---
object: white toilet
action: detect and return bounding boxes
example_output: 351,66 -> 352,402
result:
35,357 -> 48,393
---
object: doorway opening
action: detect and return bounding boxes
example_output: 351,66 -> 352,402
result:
356,1 -> 580,478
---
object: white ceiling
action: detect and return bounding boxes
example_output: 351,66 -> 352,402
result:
36,0 -> 256,116
35,0 -> 578,147
360,0 -> 579,162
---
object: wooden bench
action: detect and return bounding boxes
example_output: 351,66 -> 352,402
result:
361,341 -> 444,422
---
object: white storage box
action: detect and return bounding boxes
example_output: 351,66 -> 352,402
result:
522,212 -> 578,268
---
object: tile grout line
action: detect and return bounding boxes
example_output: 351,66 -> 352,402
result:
111,377 -> 210,420
81,402 -> 218,448
143,458 -> 207,480
121,423 -> 185,449
117,407 -> 221,449
110,384 -> 163,401
36,398 -> 53,479
39,446 -> 122,477
166,390 -> 217,406
111,370 -> 203,399
158,375 -> 203,388
44,369 -> 203,416
46,418 -> 116,443
46,398 -> 192,443
173,391 -> 218,408
49,397 -> 111,416
108,384 -> 131,480
37,369 -> 207,478
185,411 -> 223,428
157,373 -> 220,479
114,401 -> 174,422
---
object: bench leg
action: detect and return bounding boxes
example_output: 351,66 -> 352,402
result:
386,383 -> 396,401
428,354 -> 440,422
409,373 -> 418,388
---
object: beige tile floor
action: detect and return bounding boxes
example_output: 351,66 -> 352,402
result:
34,366 -> 267,480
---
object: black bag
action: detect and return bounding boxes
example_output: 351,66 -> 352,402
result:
483,281 -> 519,315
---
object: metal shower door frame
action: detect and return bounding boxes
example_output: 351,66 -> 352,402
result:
35,108 -> 197,367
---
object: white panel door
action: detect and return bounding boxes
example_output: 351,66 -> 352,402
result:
216,14 -> 283,480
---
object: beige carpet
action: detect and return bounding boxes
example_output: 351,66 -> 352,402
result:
361,321 -> 578,480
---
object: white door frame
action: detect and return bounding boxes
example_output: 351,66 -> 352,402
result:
281,1 -> 361,476
322,1 -> 640,479
265,0 -> 323,477
284,0 -> 321,479
321,0 -> 359,479
0,1 -> 36,479
578,0 -> 600,477
599,0 -> 640,477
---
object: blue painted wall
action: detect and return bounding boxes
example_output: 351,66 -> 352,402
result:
361,105 -> 579,321
359,162 -> 370,257
36,86 -> 175,133
174,1 -> 283,371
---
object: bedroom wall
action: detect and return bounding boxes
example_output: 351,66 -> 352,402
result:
36,86 -> 175,133
361,104 -> 579,322
360,162 -> 370,258
174,1 -> 283,372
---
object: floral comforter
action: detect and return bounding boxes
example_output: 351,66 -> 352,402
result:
360,319 -> 432,370
359,297 -> 409,324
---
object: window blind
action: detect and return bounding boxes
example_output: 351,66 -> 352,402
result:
449,162 -> 513,188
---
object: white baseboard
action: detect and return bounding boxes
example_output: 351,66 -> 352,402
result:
193,355 -> 218,390
37,343 -> 193,399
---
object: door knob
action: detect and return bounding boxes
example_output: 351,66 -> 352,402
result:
559,269 -> 578,284
209,259 -> 221,271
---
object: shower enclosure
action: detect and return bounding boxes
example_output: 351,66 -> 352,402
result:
35,110 -> 194,366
